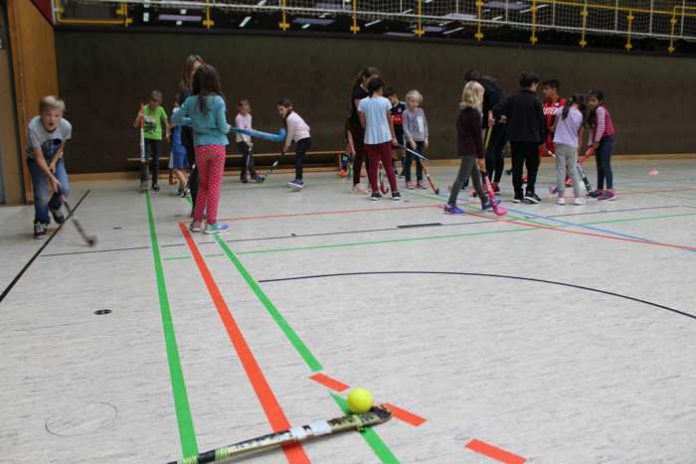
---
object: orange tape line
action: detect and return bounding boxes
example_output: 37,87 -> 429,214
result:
466,439 -> 527,464
383,402 -> 427,427
309,373 -> 350,392
180,224 -> 310,463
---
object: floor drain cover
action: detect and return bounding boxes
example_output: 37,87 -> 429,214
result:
45,402 -> 118,436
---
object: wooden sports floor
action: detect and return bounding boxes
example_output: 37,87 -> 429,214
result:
1,158 -> 695,463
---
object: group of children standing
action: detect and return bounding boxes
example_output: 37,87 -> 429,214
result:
24,59 -> 616,238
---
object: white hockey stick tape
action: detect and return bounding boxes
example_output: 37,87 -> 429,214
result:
308,420 -> 332,436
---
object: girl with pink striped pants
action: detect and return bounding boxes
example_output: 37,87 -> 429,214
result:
172,64 -> 231,234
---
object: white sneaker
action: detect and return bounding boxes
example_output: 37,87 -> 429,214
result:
556,197 -> 566,205
574,198 -> 586,205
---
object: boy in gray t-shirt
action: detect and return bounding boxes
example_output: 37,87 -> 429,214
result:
26,96 -> 72,239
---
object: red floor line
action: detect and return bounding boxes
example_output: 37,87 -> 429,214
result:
382,403 -> 427,427
219,204 -> 441,222
179,224 -> 310,464
467,210 -> 696,252
465,439 -> 527,464
309,374 -> 426,427
309,373 -> 350,392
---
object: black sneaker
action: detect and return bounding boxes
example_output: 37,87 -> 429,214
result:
253,175 -> 266,183
241,177 -> 249,184
392,191 -> 401,201
49,205 -> 65,225
33,221 -> 47,239
370,192 -> 382,201
524,192 -> 540,204
152,183 -> 160,192
513,196 -> 522,204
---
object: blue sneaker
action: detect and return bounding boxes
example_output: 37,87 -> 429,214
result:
288,179 -> 305,190
444,204 -> 466,215
205,223 -> 230,235
481,198 -> 502,211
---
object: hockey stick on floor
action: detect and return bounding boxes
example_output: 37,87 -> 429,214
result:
166,407 -> 392,464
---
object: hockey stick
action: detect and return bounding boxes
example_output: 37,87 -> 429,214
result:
482,173 -> 508,216
401,146 -> 440,195
62,194 -> 97,246
231,127 -> 287,143
166,407 -> 392,464
138,104 -> 148,193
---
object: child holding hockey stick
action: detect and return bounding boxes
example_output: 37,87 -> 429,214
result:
134,90 -> 169,192
445,81 -> 498,215
552,94 -> 586,205
402,90 -> 429,190
26,96 -> 72,239
587,90 -> 617,201
171,64 -> 231,234
235,99 -> 264,183
358,78 -> 400,201
278,99 -> 312,190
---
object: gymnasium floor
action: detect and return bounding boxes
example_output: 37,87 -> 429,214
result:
1,158 -> 696,464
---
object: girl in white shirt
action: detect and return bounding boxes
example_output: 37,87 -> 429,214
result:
278,99 -> 311,190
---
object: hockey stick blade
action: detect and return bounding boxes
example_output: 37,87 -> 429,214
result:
166,407 -> 392,464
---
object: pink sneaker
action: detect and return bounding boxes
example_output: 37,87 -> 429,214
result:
417,181 -> 427,190
406,181 -> 416,190
598,189 -> 617,201
352,183 -> 368,194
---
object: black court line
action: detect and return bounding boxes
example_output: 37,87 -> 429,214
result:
37,204 -> 684,258
259,271 -> 696,321
0,190 -> 90,304
397,222 -> 443,229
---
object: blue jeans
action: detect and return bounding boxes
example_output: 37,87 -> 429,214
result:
28,157 -> 70,224
595,135 -> 615,190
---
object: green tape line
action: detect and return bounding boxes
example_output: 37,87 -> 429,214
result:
146,192 -> 198,457
214,235 -> 401,462
214,234 -> 323,372
235,211 -> 696,256
330,393 -> 400,464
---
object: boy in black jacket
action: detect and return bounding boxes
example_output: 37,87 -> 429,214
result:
495,72 -> 546,204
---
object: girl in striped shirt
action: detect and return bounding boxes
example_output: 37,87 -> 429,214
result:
278,99 -> 312,190
587,90 -> 617,201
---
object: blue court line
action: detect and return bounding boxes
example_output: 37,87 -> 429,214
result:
409,188 -> 695,251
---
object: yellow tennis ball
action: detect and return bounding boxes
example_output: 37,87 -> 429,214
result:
347,387 -> 374,414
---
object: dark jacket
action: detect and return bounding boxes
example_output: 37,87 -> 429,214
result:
478,77 -> 506,129
457,107 -> 483,158
495,89 -> 545,144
